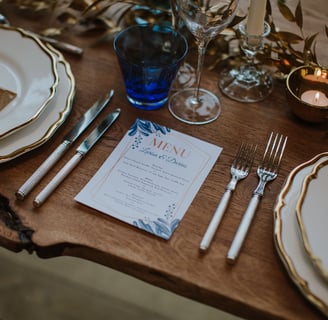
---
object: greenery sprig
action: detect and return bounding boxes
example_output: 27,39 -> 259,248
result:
265,0 -> 328,76
4,0 -> 328,76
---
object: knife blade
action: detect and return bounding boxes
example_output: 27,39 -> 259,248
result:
33,108 -> 121,208
16,90 -> 114,200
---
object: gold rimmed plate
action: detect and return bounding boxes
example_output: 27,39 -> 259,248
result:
274,153 -> 328,317
0,45 -> 75,163
296,158 -> 328,282
0,25 -> 58,139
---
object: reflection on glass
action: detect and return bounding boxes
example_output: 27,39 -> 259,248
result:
218,22 -> 273,103
169,0 -> 239,125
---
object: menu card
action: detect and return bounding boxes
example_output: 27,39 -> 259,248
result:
75,119 -> 222,239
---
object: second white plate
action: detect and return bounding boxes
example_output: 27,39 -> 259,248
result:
0,45 -> 75,163
274,153 -> 328,317
296,158 -> 328,281
0,26 -> 58,139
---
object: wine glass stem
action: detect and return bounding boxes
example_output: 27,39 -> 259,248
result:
170,0 -> 179,31
194,40 -> 208,101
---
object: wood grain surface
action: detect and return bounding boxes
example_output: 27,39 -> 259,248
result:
0,2 -> 327,320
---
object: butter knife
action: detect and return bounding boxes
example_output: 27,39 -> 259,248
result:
33,108 -> 121,208
16,90 -> 114,200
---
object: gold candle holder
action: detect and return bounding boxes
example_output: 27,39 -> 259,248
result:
286,65 -> 328,123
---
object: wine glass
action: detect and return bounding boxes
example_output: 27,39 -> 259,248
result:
170,0 -> 196,91
168,0 -> 239,125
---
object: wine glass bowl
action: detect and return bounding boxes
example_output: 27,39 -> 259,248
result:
169,0 -> 239,125
179,1 -> 238,41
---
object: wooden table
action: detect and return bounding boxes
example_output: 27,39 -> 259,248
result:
0,2 -> 327,320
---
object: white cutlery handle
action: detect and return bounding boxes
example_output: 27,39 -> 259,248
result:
33,153 -> 82,208
40,36 -> 84,55
16,142 -> 71,200
200,190 -> 232,251
227,194 -> 261,263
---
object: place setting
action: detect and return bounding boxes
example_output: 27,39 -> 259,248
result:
108,1 -> 328,316
0,24 -> 76,163
272,57 -> 328,316
199,132 -> 287,263
274,151 -> 328,316
1,1 -> 328,319
0,25 -> 58,139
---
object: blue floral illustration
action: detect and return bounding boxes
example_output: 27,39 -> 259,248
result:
128,119 -> 171,137
129,119 -> 177,239
128,119 -> 171,149
133,216 -> 180,240
165,203 -> 176,220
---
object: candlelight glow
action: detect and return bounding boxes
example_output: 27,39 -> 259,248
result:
315,91 -> 320,103
315,69 -> 322,77
301,90 -> 328,107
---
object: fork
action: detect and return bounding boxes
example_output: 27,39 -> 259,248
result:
227,132 -> 288,263
200,142 -> 257,251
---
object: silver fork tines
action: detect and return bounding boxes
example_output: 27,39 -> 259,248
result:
254,132 -> 287,196
227,132 -> 287,263
200,142 -> 257,252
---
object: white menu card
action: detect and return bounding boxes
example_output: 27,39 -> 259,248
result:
75,119 -> 222,239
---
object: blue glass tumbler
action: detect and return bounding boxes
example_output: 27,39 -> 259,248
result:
114,25 -> 188,110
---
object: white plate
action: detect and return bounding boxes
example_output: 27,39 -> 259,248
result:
0,26 -> 58,139
296,158 -> 328,281
274,153 -> 328,316
0,46 -> 75,163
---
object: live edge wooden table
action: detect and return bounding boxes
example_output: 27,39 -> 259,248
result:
0,5 -> 327,320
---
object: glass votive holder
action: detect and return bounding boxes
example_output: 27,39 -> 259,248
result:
286,65 -> 328,123
113,24 -> 188,110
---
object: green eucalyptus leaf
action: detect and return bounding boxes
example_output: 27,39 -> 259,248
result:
266,0 -> 272,16
312,45 -> 318,65
304,32 -> 319,50
277,2 -> 295,22
227,15 -> 245,28
295,1 -> 303,29
277,31 -> 303,43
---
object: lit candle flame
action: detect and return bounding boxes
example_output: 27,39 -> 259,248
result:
301,90 -> 328,106
315,91 -> 320,103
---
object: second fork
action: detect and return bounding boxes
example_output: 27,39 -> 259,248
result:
227,132 -> 288,263
200,142 -> 257,251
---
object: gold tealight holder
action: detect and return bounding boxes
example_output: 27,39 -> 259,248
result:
286,65 -> 328,123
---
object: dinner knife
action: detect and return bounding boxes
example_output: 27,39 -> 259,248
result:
37,34 -> 84,56
16,90 -> 114,200
0,14 -> 83,56
33,108 -> 121,208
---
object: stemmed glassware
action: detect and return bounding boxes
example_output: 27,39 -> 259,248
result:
168,0 -> 239,125
169,0 -> 196,91
218,21 -> 272,102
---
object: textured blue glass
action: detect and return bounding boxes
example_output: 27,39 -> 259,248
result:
114,25 -> 188,110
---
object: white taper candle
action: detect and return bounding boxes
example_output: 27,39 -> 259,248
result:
246,0 -> 267,35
